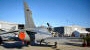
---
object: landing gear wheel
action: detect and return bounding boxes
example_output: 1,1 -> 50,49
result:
40,39 -> 44,45
26,42 -> 30,45
54,42 -> 57,48
0,36 -> 3,45
25,41 -> 30,46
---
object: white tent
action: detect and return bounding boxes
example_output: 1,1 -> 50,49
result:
73,30 -> 90,37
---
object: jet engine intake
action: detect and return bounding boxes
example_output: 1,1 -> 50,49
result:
18,31 -> 30,41
18,32 -> 25,40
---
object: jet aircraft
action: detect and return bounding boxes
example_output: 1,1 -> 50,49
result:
0,1 -> 57,46
0,1 -> 82,47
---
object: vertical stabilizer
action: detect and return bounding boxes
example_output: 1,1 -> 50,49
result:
24,1 -> 36,29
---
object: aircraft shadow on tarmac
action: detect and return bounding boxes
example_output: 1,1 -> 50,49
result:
31,44 -> 54,47
64,42 -> 82,47
0,41 -> 55,49
0,41 -> 24,49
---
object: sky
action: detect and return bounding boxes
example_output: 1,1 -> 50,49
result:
0,0 -> 90,28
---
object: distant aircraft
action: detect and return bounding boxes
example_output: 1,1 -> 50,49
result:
0,1 -> 57,46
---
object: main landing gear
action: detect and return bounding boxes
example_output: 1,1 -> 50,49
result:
0,36 -> 3,45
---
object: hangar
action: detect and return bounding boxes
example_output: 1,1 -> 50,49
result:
54,25 -> 90,37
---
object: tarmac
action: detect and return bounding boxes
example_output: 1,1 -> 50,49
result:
0,41 -> 90,50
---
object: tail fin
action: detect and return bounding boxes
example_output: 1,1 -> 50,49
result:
24,1 -> 36,29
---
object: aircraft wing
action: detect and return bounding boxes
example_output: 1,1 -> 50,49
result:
0,30 -> 19,35
0,28 -> 36,35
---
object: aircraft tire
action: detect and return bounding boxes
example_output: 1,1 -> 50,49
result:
24,41 -> 30,46
0,36 -> 3,45
54,42 -> 57,48
26,41 -> 30,45
40,39 -> 44,45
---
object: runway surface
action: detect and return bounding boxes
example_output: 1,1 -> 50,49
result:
0,41 -> 90,50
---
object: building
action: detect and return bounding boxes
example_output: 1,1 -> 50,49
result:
0,21 -> 24,31
54,25 -> 89,37
86,28 -> 90,32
